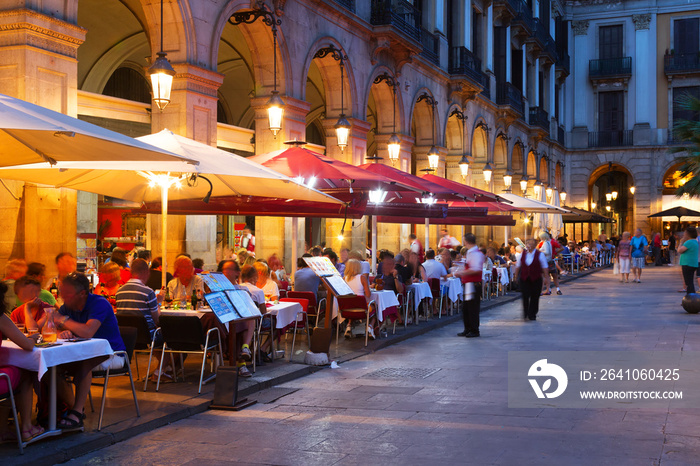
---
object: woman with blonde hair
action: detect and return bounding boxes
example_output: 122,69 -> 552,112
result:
94,262 -> 121,310
254,261 -> 279,301
341,259 -> 375,339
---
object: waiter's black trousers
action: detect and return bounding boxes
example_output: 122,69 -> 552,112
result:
520,278 -> 543,319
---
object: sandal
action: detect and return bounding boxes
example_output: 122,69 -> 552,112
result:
58,410 -> 84,432
21,425 -> 45,442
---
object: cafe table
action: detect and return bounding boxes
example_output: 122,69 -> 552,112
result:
441,276 -> 463,304
0,338 -> 113,440
369,289 -> 400,322
406,282 -> 432,311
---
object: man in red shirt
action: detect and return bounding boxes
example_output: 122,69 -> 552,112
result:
454,233 -> 485,337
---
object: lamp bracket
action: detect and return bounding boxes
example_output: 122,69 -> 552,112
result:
229,6 -> 281,30
416,93 -> 437,107
514,140 -> 525,149
314,45 -> 347,66
475,121 -> 490,133
496,131 -> 510,141
449,108 -> 465,120
373,72 -> 398,90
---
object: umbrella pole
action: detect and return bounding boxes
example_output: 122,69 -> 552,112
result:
161,184 -> 168,290
371,215 -> 377,275
425,218 -> 429,252
291,217 -> 298,283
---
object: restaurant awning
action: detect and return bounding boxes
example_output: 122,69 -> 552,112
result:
498,193 -> 572,214
447,200 -> 524,214
562,206 -> 615,223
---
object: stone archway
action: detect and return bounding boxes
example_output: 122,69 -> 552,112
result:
588,163 -> 635,238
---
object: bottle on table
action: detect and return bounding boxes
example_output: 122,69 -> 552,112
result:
49,279 -> 58,299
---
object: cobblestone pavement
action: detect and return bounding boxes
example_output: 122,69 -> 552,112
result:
67,266 -> 700,466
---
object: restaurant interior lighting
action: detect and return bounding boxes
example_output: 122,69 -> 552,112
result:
483,162 -> 493,183
148,0 -> 176,111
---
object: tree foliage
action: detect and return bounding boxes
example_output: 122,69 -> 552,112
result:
670,94 -> 700,197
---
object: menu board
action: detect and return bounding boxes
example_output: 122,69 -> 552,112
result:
324,275 -> 355,297
204,291 -> 240,324
303,256 -> 340,277
200,272 -> 235,292
225,289 -> 262,318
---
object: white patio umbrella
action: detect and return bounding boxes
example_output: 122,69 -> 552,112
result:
532,187 -> 549,239
0,129 -> 342,286
548,189 -> 564,238
0,93 -> 194,166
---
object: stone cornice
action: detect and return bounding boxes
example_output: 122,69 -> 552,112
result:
171,63 -> 225,98
0,9 -> 86,58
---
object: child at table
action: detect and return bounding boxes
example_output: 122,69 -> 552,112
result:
0,284 -> 44,443
10,276 -> 51,330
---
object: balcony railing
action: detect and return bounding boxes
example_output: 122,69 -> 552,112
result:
370,0 -> 421,41
448,46 -> 483,83
420,28 -> 440,65
556,49 -> 570,75
496,82 -> 524,114
511,0 -> 534,33
558,125 -> 565,146
529,106 -> 549,131
589,57 -> 632,78
664,52 -> 700,75
588,130 -> 633,148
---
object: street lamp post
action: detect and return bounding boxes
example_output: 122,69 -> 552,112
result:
148,0 -> 176,110
314,45 -> 351,151
374,73 -> 401,165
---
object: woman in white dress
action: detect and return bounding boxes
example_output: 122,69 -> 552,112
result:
342,259 -> 375,340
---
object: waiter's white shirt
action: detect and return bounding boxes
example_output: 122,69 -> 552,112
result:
516,249 -> 549,269
464,246 -> 485,300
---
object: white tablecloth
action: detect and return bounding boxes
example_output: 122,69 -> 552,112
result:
441,277 -> 463,303
370,290 -> 400,322
266,301 -> 304,329
407,282 -> 432,311
482,269 -> 492,282
0,338 -> 113,380
496,267 -> 510,286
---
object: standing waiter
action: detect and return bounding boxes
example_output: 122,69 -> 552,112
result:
514,238 -> 549,320
455,233 -> 484,338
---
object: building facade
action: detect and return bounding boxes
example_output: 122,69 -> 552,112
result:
0,0 -> 691,273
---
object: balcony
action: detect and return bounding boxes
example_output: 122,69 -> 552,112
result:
588,130 -> 633,148
480,73 -> 491,100
589,57 -> 632,80
529,106 -> 549,131
370,0 -> 421,42
529,19 -> 557,63
333,0 -> 355,13
664,52 -> 700,75
510,0 -> 534,35
556,49 -> 570,76
449,46 -> 483,84
496,82 -> 524,114
492,0 -> 524,25
420,28 -> 440,66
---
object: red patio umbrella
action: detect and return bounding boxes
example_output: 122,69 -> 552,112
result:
358,163 -> 474,201
419,173 -> 504,202
377,215 -> 516,226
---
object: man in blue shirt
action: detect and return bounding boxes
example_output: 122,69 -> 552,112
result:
293,254 -> 321,300
53,272 -> 125,431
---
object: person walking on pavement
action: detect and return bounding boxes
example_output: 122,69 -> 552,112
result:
678,226 -> 699,294
652,232 -> 663,266
514,238 -> 549,321
616,232 -> 632,284
630,229 -> 649,283
454,233 -> 484,338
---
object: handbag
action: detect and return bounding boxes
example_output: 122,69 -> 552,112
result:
613,261 -> 619,275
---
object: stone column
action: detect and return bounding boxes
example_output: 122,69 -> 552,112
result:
633,13 -> 654,145
0,8 -> 86,274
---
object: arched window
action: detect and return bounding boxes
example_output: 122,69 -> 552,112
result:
102,67 -> 150,104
